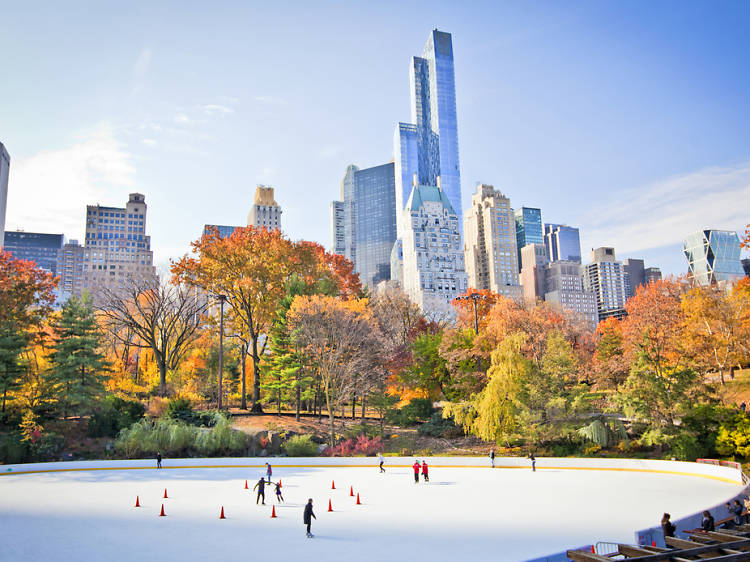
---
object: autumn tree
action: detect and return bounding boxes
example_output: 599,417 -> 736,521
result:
288,295 -> 382,445
0,252 -> 57,418
99,279 -> 207,396
592,317 -> 629,389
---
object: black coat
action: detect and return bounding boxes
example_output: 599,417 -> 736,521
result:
702,515 -> 715,531
254,479 -> 265,492
303,503 -> 315,524
661,521 -> 676,537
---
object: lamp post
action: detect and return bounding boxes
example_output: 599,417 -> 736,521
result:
216,294 -> 227,410
455,292 -> 486,335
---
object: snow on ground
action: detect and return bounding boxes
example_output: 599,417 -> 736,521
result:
0,457 -> 743,562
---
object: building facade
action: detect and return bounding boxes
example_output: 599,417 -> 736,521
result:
519,243 -> 548,305
514,207 -> 543,272
203,224 -> 240,239
247,185 -> 282,230
394,29 -> 462,237
584,247 -> 628,322
331,163 -> 397,289
544,224 -> 581,263
3,231 -> 64,276
0,142 -> 9,250
58,240 -> 85,298
544,260 -> 599,330
622,258 -> 663,299
683,229 -> 745,286
463,184 -> 521,299
82,193 -> 157,299
401,180 -> 467,319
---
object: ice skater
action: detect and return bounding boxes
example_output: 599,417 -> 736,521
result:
412,460 -> 421,483
273,481 -> 284,503
303,498 -> 316,538
266,462 -> 272,484
528,452 -> 536,472
661,513 -> 676,538
490,450 -> 495,468
253,477 -> 266,505
421,460 -> 429,482
378,453 -> 385,473
156,451 -> 162,469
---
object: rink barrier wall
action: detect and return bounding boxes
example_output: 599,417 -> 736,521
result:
0,456 -> 744,486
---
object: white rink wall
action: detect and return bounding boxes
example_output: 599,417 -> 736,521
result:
1,455 -> 744,485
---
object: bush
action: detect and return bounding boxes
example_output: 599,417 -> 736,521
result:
283,434 -> 319,457
88,396 -> 146,438
323,435 -> 383,457
343,423 -> 381,439
418,412 -> 463,438
385,398 -> 435,427
0,431 -> 64,464
165,397 -> 227,427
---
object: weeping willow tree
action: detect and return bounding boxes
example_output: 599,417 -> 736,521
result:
576,417 -> 629,447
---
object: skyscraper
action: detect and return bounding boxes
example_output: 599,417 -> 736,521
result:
83,193 -> 157,300
584,247 -> 628,322
3,231 -> 64,276
59,240 -> 85,298
394,30 -> 461,236
514,207 -> 543,272
247,185 -> 282,230
401,178 -> 467,319
331,163 -> 397,289
464,183 -> 521,299
0,142 -> 9,250
622,258 -> 662,299
683,229 -> 745,286
544,224 -> 581,263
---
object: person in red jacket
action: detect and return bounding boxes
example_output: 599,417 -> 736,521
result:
421,460 -> 429,482
412,460 -> 421,483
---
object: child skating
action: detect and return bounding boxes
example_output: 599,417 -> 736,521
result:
412,460 -> 421,483
273,481 -> 284,503
379,453 -> 385,473
265,462 -> 272,483
528,453 -> 536,472
421,460 -> 429,482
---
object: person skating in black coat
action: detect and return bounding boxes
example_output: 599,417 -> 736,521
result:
156,452 -> 162,469
253,478 -> 266,505
303,498 -> 316,537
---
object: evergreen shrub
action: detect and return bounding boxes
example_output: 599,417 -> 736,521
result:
283,434 -> 319,456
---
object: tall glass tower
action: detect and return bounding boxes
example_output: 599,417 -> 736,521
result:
683,229 -> 745,286
394,30 -> 461,236
514,207 -> 543,272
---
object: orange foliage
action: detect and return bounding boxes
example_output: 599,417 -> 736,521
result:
0,250 -> 57,328
451,289 -> 505,332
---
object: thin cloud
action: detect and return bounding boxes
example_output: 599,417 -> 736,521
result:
141,138 -> 157,147
5,124 -> 135,240
579,161 -> 750,256
132,48 -> 152,95
203,104 -> 234,115
174,113 -> 190,124
254,95 -> 287,106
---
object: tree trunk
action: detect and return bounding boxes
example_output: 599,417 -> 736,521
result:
361,395 -> 366,421
295,375 -> 301,422
325,389 -> 335,447
250,336 -> 263,413
158,361 -> 168,397
240,345 -> 247,410
352,396 -> 356,419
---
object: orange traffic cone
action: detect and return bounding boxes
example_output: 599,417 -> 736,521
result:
349,486 -> 354,497
278,479 -> 282,487
590,546 -> 595,553
135,496 -> 140,508
356,493 -> 361,505
220,506 -> 225,519
331,480 -> 335,490
271,505 -> 277,518
159,504 -> 166,517
163,488 -> 168,499
244,480 -> 248,489
328,499 -> 333,512
652,541 -> 656,547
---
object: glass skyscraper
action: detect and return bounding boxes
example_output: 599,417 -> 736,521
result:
3,231 -> 64,276
514,207 -> 543,272
544,224 -> 581,263
395,30 -> 461,236
331,162 -> 396,289
683,229 -> 745,286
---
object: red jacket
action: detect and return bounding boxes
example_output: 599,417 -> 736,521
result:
413,462 -> 421,474
421,463 -> 428,474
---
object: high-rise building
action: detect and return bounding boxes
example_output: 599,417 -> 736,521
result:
683,229 -> 745,286
584,247 -> 628,322
247,185 -> 282,230
3,231 -> 64,276
203,224 -> 240,239
742,259 -> 750,277
83,193 -> 157,300
519,243 -> 548,305
514,207 -> 543,272
0,142 -> 9,250
544,224 -> 581,263
464,184 -> 521,299
394,30 -> 461,236
59,240 -> 85,298
623,258 -> 663,299
331,163 -> 396,289
544,260 -> 599,330
401,179 -> 467,319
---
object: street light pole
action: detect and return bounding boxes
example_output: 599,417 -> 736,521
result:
456,292 -> 485,335
217,294 -> 227,410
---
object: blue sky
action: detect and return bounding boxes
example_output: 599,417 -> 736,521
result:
1,0 -> 749,275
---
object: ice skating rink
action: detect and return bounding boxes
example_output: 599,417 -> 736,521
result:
0,457 -> 744,562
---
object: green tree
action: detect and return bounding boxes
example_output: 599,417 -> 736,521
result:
48,296 -> 109,417
0,322 -> 27,416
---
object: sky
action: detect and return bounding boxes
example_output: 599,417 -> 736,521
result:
1,0 -> 749,275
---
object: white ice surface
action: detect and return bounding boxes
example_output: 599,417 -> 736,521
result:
0,457 -> 743,562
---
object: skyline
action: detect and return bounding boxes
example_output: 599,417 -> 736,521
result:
1,1 -> 749,276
